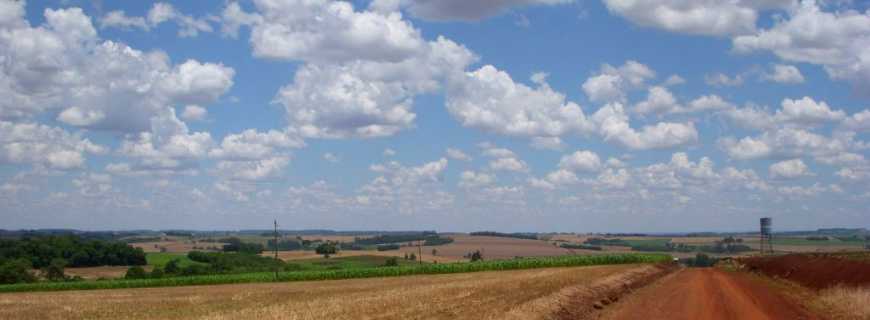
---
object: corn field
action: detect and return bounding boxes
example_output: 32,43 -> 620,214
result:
0,253 -> 670,293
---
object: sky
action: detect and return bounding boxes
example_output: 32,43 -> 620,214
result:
1,0 -> 869,232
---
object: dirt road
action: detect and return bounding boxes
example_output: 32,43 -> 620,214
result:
602,268 -> 819,320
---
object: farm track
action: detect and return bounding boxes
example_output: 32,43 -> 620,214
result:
600,268 -> 820,320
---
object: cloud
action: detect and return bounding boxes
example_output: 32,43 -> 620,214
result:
459,170 -> 495,188
100,10 -> 148,30
582,60 -> 656,103
530,137 -> 565,151
602,0 -> 781,36
634,86 -> 679,115
719,127 -> 851,160
480,144 -> 529,173
243,0 -> 425,63
397,0 -> 573,21
705,72 -> 744,87
558,150 -> 602,172
0,121 -> 107,170
592,103 -> 698,150
733,1 -> 870,94
769,158 -> 813,179
101,2 -> 214,37
489,157 -> 530,173
180,105 -> 207,121
383,148 -> 397,157
841,110 -> 870,132
762,64 -> 806,83
323,153 -> 340,163
216,156 -> 290,181
273,37 -> 475,139
209,128 -> 304,160
117,109 -> 214,172
446,148 -> 472,161
447,65 -> 595,139
0,5 -> 234,132
773,97 -> 845,124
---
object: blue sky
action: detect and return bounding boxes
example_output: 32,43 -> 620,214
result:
1,0 -> 869,232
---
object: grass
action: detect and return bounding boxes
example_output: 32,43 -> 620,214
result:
0,253 -> 670,293
145,253 -> 205,268
815,286 -> 870,320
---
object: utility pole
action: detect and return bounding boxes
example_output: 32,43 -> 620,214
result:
418,240 -> 422,265
274,219 -> 279,280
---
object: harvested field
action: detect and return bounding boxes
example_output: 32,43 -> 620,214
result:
420,235 -> 578,259
63,266 -> 149,280
272,235 -> 589,263
0,264 -> 662,320
270,249 -> 465,263
740,253 -> 870,289
600,268 -> 820,320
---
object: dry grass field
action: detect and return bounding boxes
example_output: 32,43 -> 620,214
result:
0,264 -> 655,320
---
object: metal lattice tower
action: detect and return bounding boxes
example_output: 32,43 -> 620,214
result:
760,217 -> 773,255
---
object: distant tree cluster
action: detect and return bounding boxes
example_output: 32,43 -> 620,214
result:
353,232 -> 438,245
0,236 -> 147,269
266,239 -> 303,251
469,232 -> 537,240
559,243 -> 603,251
221,238 -> 264,254
376,244 -> 400,251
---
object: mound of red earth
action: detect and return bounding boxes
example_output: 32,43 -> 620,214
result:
740,253 -> 870,289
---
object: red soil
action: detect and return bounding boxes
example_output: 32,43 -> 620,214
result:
603,268 -> 819,320
740,254 -> 870,289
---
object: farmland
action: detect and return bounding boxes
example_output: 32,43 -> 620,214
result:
0,264 -> 661,320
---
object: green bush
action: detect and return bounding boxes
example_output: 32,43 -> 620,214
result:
0,259 -> 36,284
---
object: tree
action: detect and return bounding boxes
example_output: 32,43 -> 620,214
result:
315,242 -> 337,258
43,258 -> 67,281
470,250 -> 483,262
125,266 -> 147,279
0,259 -> 36,284
164,259 -> 181,274
431,249 -> 438,256
408,253 -> 416,261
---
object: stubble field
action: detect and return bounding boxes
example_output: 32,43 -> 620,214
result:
0,264 -> 654,320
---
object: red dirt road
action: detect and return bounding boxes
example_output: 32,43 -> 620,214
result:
603,268 -> 819,320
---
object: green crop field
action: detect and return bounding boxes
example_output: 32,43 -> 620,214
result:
0,253 -> 671,293
145,253 -> 206,268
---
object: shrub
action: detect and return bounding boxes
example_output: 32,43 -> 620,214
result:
125,266 -> 148,280
384,257 -> 399,267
